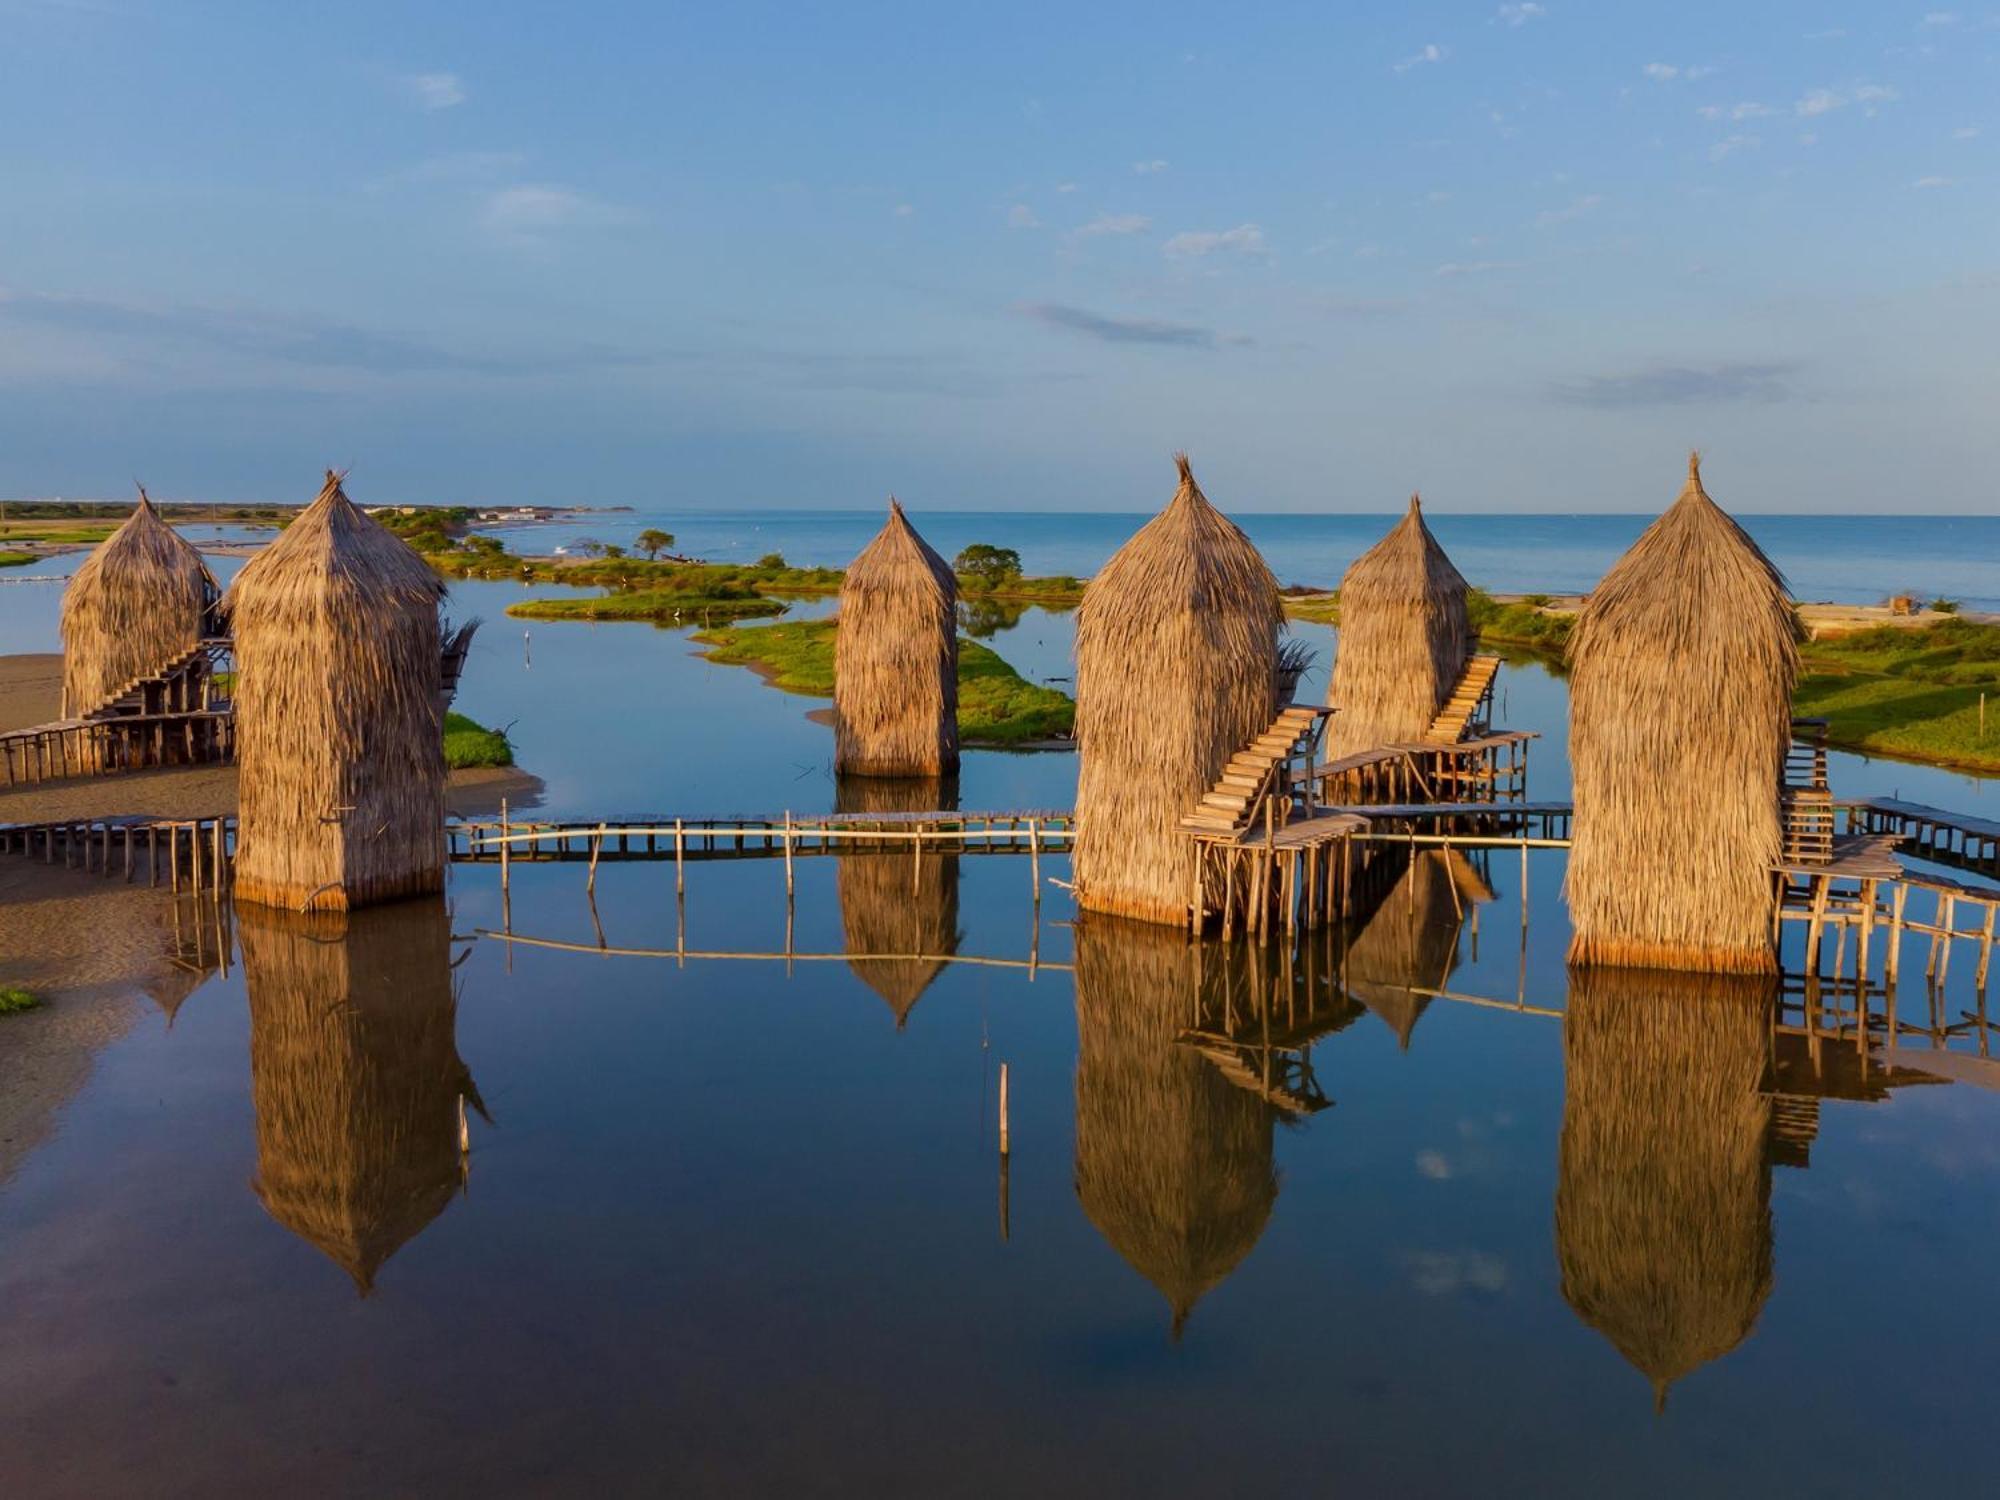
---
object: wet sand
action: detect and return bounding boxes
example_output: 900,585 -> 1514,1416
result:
0,762 -> 542,824
0,653 -> 62,732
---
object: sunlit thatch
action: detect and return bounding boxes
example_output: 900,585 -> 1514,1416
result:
59,488 -> 219,717
226,472 -> 449,911
1565,454 -> 1796,972
1556,965 -> 1776,1413
1327,495 -> 1469,757
834,499 -> 958,777
1345,849 -> 1489,1049
1074,916 -> 1279,1337
834,774 -> 962,1025
243,899 -> 479,1296
1073,455 -> 1281,925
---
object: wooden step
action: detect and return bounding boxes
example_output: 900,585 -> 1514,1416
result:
1200,793 -> 1251,813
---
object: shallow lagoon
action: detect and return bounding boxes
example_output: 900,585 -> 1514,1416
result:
4,538 -> 2000,1497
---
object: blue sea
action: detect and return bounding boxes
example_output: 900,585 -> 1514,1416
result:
486,508 -> 2000,612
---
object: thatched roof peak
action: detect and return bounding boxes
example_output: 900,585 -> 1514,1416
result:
226,471 -> 444,617
846,495 -> 954,601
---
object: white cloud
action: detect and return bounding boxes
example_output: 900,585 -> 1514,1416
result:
1535,193 -> 1602,226
1132,158 -> 1169,174
1698,101 -> 1772,121
1796,88 -> 1843,117
1496,3 -> 1546,25
1406,1251 -> 1508,1297
1709,133 -> 1759,161
401,71 -> 466,111
1923,10 -> 1961,25
1415,1150 -> 1454,1180
1913,175 -> 1954,188
1643,62 -> 1680,81
1006,203 -> 1040,229
1073,212 -> 1151,237
1055,181 -> 1080,193
1953,126 -> 1981,139
1164,223 -> 1268,258
893,202 -> 915,217
480,184 -> 600,242
1797,84 -> 1899,117
1435,258 -> 1519,277
1394,43 -> 1444,72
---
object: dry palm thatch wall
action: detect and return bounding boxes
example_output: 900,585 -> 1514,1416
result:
834,775 -> 962,1025
243,899 -> 479,1295
1565,455 -> 1796,973
1327,496 -> 1470,758
1556,966 -> 1775,1412
226,472 -> 449,911
1073,456 -> 1282,925
1073,916 -> 1278,1337
1345,849 -> 1488,1050
59,488 -> 219,718
834,500 -> 958,777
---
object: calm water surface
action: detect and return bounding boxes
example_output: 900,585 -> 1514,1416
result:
4,517 -> 2000,1497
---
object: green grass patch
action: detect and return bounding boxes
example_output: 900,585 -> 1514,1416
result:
443,711 -> 515,770
1795,673 -> 2000,773
505,586 -> 787,625
692,619 -> 1074,746
0,550 -> 36,568
1800,617 -> 2000,687
0,985 -> 43,1015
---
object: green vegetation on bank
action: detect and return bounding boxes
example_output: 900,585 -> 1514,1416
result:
0,985 -> 43,1016
443,711 -> 515,770
692,618 -> 1075,746
0,550 -> 35,568
1795,617 -> 2000,772
1281,587 -> 1577,656
505,584 -> 788,625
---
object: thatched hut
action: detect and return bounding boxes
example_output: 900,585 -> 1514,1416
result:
1565,454 -> 1797,972
59,487 -> 219,718
1073,456 -> 1282,925
1327,495 -> 1469,758
1074,917 -> 1279,1337
834,499 -> 958,777
1556,966 -> 1776,1412
243,898 -> 479,1295
835,775 -> 962,1026
226,472 -> 449,911
1345,849 -> 1490,1050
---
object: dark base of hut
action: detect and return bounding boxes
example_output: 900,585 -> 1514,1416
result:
1566,934 -> 1778,976
834,752 -> 961,779
234,865 -> 446,914
1076,887 -> 1193,928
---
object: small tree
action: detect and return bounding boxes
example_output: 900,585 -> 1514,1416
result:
636,528 -> 674,561
756,552 -> 787,570
954,543 -> 1022,589
602,544 -> 627,560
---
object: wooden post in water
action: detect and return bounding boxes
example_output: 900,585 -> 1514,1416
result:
998,1062 -> 1010,1157
674,817 -> 685,896
783,810 -> 795,897
498,798 -> 511,895
1028,817 -> 1040,906
587,822 -> 604,895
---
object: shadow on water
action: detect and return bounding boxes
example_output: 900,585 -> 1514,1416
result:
833,775 -> 964,1028
240,899 -> 484,1296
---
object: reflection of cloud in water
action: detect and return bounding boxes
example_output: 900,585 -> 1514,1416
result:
1405,1250 -> 1508,1297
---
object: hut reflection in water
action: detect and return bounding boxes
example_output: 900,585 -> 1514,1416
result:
1344,848 -> 1493,1050
833,776 -> 963,1028
1073,917 -> 1282,1337
1556,966 -> 1777,1412
242,898 -> 483,1295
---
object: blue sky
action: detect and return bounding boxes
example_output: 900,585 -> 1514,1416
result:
1,1 -> 1994,511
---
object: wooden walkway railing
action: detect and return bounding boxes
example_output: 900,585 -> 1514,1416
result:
0,710 -> 234,788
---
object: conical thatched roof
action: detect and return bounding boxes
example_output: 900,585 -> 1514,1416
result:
1073,455 -> 1282,926
1556,966 -> 1776,1412
226,472 -> 449,911
59,488 -> 219,717
243,899 -> 478,1295
1565,454 -> 1797,973
1345,849 -> 1489,1050
834,499 -> 959,778
1327,495 -> 1470,758
1073,916 -> 1279,1337
834,774 -> 962,1024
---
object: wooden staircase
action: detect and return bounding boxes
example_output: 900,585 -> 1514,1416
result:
80,637 -> 231,721
1781,717 -> 1834,866
1178,704 -> 1327,837
1423,655 -> 1500,744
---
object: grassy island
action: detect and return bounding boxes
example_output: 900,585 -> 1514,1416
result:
505,586 -> 787,625
444,711 -> 516,770
692,619 -> 1074,746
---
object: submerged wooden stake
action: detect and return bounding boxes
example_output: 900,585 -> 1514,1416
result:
998,1062 -> 1010,1157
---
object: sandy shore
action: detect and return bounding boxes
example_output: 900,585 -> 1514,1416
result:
0,761 -> 542,824
0,653 -> 62,733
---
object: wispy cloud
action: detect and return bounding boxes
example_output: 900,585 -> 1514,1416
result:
1405,1251 -> 1508,1298
1006,204 -> 1041,229
1552,360 -> 1799,407
1394,43 -> 1444,73
1953,125 -> 1981,139
1913,175 -> 1954,189
1132,158 -> 1169,174
1164,223 -> 1267,258
1709,133 -> 1760,161
399,71 -> 466,111
1072,212 -> 1151,238
366,150 -> 528,192
1923,10 -> 1961,25
1055,181 -> 1080,193
480,184 -> 617,244
893,202 -> 915,217
1495,3 -> 1546,26
1797,83 -> 1898,117
1698,101 -> 1773,121
1015,301 -> 1240,347
1434,259 -> 1521,277
1643,61 -> 1716,82
1535,193 -> 1602,227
